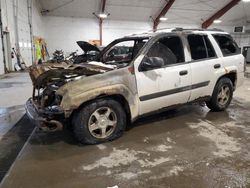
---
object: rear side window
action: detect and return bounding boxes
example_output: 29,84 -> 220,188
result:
204,36 -> 216,58
188,35 -> 207,60
188,34 -> 216,60
212,34 -> 240,56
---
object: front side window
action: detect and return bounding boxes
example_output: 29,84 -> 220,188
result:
212,34 -> 240,56
102,38 -> 149,65
146,36 -> 184,66
104,41 -> 134,63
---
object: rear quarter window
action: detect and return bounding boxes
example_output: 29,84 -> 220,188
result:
212,34 -> 240,56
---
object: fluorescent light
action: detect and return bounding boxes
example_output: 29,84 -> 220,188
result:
242,0 -> 250,2
159,17 -> 168,21
213,19 -> 222,24
19,42 -> 23,47
99,13 -> 108,19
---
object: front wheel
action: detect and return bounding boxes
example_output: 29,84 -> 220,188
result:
206,77 -> 233,111
73,98 -> 126,144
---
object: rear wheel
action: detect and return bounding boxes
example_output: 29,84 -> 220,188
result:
73,98 -> 126,144
206,77 -> 233,111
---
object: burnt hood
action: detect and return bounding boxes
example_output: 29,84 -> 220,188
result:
28,62 -> 114,88
77,41 -> 100,53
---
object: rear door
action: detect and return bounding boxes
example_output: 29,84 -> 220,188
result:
187,34 -> 222,101
134,34 -> 192,115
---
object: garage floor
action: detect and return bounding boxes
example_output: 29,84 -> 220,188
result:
0,72 -> 250,188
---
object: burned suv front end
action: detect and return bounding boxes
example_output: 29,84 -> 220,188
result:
25,62 -> 113,131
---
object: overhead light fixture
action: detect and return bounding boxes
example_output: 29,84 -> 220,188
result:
98,13 -> 108,19
159,17 -> 168,21
242,0 -> 250,2
213,19 -> 222,24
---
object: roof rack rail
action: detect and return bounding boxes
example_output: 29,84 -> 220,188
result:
152,27 -> 225,32
127,27 -> 225,36
171,28 -> 225,32
147,27 -> 178,33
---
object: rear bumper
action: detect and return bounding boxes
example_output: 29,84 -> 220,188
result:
25,98 -> 64,131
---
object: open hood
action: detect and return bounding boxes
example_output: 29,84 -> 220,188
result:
29,62 -> 113,88
77,41 -> 100,53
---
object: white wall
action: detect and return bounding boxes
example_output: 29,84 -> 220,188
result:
32,0 -> 45,38
43,16 -> 99,55
43,16 -> 202,55
103,20 -> 152,45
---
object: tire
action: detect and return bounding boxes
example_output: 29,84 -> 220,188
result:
73,98 -> 126,144
206,77 -> 233,111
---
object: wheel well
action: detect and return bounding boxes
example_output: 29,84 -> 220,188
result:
105,94 -> 132,124
71,94 -> 132,124
218,72 -> 237,89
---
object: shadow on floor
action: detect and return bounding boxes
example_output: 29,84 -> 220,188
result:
0,115 -> 34,182
29,103 -> 210,147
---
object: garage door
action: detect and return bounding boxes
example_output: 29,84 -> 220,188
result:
0,37 -> 4,74
17,0 -> 32,66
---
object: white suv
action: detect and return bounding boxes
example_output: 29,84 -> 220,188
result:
26,28 -> 245,144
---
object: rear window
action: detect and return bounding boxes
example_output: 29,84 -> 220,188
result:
212,34 -> 240,56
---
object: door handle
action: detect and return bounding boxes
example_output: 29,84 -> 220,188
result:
214,64 -> 221,69
179,70 -> 188,76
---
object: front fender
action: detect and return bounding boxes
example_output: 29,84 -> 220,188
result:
60,84 -> 139,120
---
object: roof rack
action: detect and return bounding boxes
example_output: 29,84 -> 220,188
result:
172,28 -> 225,32
127,27 -> 225,37
151,27 -> 178,32
151,27 -> 225,32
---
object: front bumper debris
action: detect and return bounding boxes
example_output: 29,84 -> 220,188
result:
25,98 -> 64,132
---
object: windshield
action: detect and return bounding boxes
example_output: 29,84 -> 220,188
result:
100,38 -> 149,67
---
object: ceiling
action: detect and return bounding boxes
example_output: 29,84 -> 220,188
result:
38,0 -> 250,26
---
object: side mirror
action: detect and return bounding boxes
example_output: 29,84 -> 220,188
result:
140,57 -> 164,71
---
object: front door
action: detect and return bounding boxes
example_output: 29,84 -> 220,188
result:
134,35 -> 192,115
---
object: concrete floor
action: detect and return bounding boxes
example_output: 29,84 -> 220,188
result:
0,71 -> 250,188
0,72 -> 34,181
0,72 -> 32,139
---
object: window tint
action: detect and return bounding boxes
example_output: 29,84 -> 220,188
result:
212,34 -> 240,56
188,35 -> 207,60
146,36 -> 184,66
204,36 -> 216,58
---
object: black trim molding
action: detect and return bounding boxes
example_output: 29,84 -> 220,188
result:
139,81 -> 210,101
